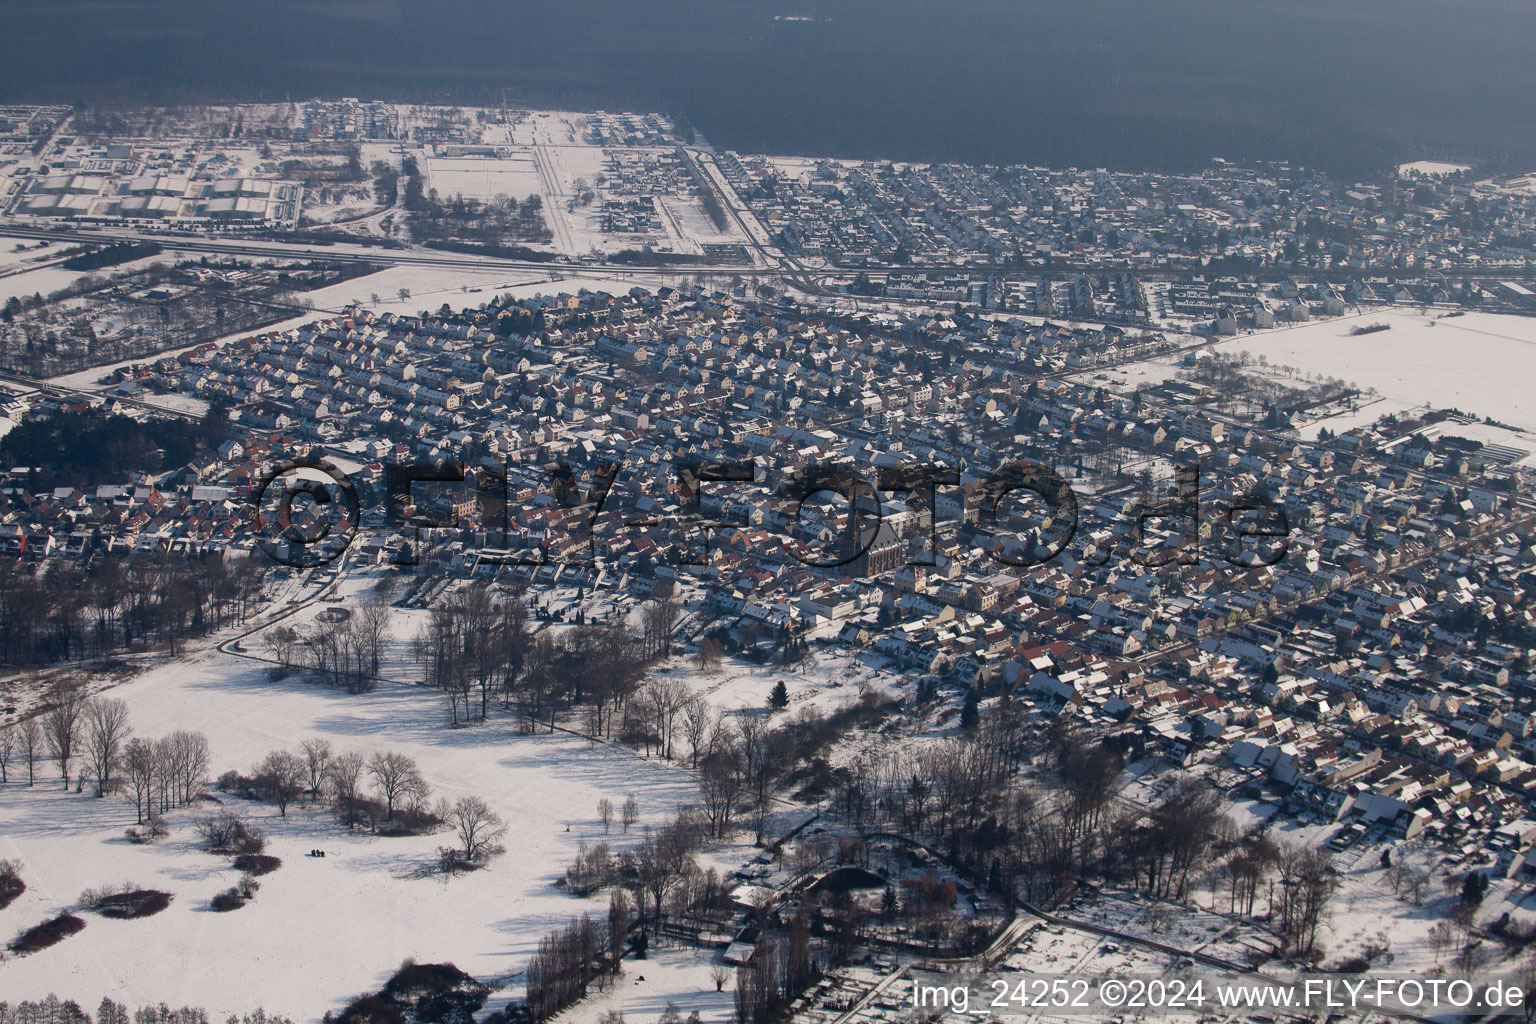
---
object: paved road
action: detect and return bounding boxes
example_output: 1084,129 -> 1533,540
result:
0,224 -> 774,279
0,368 -> 206,421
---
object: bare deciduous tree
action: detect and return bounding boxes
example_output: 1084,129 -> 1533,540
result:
1428,920 -> 1454,962
300,738 -> 333,800
254,750 -> 306,817
640,677 -> 691,759
698,746 -> 743,838
1136,778 -> 1230,900
416,588 -> 503,725
642,596 -> 680,660
1451,938 -> 1492,979
263,625 -> 300,668
368,750 -> 429,822
356,599 -> 393,676
196,809 -> 264,853
327,750 -> 367,828
0,724 -> 14,783
43,683 -> 87,790
443,795 -> 508,864
162,730 -> 212,808
18,719 -> 42,786
597,797 -> 614,833
1275,841 -> 1337,960
122,737 -> 157,824
565,839 -> 614,895
694,638 -> 722,674
630,814 -> 700,931
607,889 -> 630,974
526,912 -> 604,1021
681,696 -> 715,769
621,792 -> 639,832
735,714 -> 783,845
84,696 -> 132,796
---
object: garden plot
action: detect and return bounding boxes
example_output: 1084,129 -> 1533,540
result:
1062,891 -> 1253,960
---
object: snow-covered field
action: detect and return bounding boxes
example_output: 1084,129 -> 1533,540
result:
0,237 -> 61,271
0,242 -> 176,304
1086,309 -> 1536,454
292,265 -> 545,313
0,264 -> 98,300
0,557 -> 872,1021
1214,309 -> 1536,433
0,638 -> 711,1019
1398,161 -> 1472,177
136,393 -> 210,417
553,946 -> 736,1024
4,561 -> 1520,1017
424,157 -> 546,204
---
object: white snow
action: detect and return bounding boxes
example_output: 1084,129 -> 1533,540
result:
1397,161 -> 1472,177
0,265 -> 97,300
423,157 -> 546,205
1210,309 -> 1536,433
0,237 -> 64,271
0,248 -> 176,304
135,393 -> 210,417
0,613 -> 717,1020
1090,309 -> 1536,452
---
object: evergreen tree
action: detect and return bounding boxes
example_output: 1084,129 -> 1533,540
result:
768,679 -> 789,710
960,688 -> 980,730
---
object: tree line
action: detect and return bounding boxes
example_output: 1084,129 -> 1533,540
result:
0,683 -> 214,830
219,740 -> 506,867
410,587 -> 657,732
0,406 -> 230,492
264,600 -> 392,694
0,554 -> 264,666
531,805 -> 741,1023
824,712 -> 1340,960
0,995 -> 294,1024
